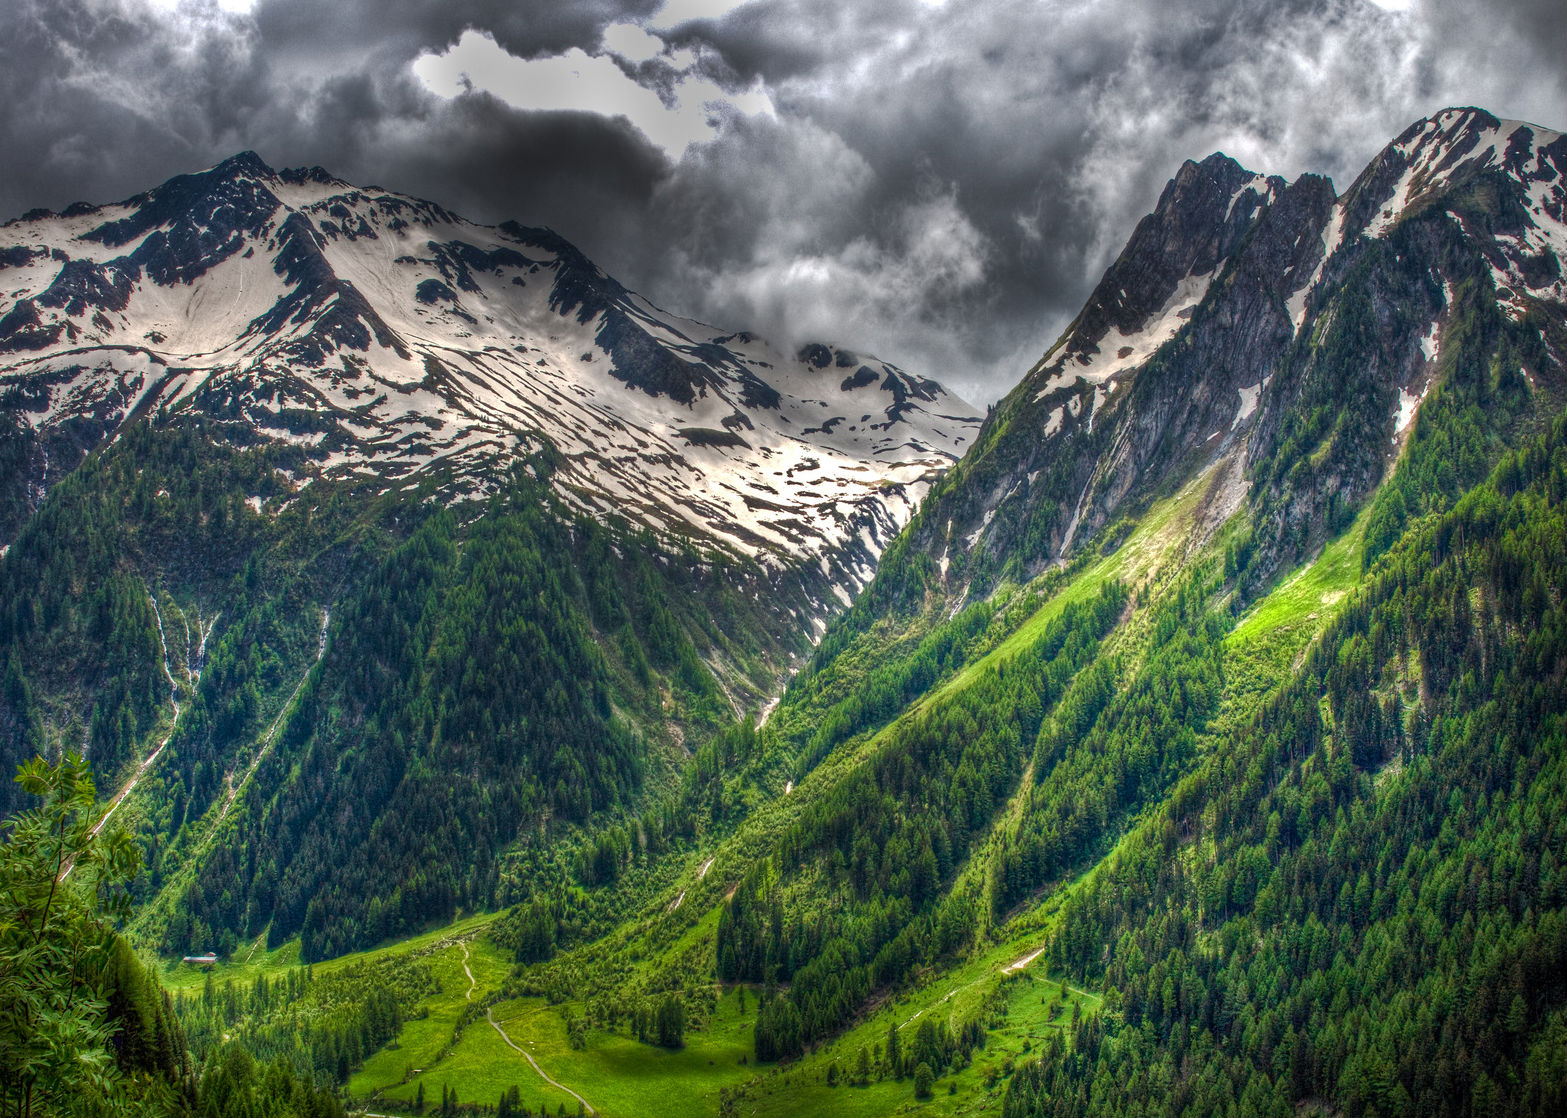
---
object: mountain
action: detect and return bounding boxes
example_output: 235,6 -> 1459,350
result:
4,107 -> 1567,1118
0,152 -> 976,961
693,105 -> 1567,1115
848,107 -> 1565,616
0,151 -> 979,608
355,106 -> 1559,1118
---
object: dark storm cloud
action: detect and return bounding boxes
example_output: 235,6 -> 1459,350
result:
2,0 -> 1560,402
0,0 -> 676,265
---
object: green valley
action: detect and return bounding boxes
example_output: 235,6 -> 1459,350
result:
3,105 -> 1565,1118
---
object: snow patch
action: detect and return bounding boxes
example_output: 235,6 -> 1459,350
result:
1233,383 -> 1261,429
963,506 -> 996,550
1288,203 -> 1348,333
3,169 -> 984,600
1036,270 -> 1212,398
1395,381 -> 1431,438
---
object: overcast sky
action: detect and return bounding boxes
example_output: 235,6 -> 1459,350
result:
3,0 -> 1561,401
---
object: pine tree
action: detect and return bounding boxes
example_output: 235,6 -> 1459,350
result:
0,752 -> 140,1118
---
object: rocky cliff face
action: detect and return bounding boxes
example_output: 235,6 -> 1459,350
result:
889,107 -> 1564,608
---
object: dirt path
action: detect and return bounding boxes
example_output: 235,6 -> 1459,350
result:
999,949 -> 1100,1000
89,723 -> 176,841
1002,946 -> 1047,974
460,941 -> 476,1001
486,1007 -> 596,1115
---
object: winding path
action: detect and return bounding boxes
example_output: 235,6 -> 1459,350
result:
1000,948 -> 1099,1001
486,1007 -> 596,1116
1002,946 -> 1047,974
460,941 -> 476,1000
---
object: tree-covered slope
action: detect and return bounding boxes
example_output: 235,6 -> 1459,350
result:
386,107 -> 1564,1117
0,411 -> 795,962
1007,410 -> 1567,1118
0,153 -> 981,968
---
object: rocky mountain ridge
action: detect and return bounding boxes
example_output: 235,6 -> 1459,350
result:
895,107 -> 1564,607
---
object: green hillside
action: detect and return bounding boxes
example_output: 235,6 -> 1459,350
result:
120,396 -> 1555,1118
8,336 -> 1563,1118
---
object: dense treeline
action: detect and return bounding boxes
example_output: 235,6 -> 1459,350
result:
0,405 -> 798,965
182,483 -> 650,959
990,575 -> 1224,916
0,418 -> 291,814
676,715 -> 784,830
790,596 -> 997,776
720,584 -> 1127,1057
177,961 -> 415,1089
1005,412 -> 1567,1117
167,456 -> 800,961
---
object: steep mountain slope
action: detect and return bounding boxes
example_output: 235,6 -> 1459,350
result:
0,152 -> 979,605
0,155 -> 978,959
727,106 -> 1567,1114
5,106 -> 1565,1118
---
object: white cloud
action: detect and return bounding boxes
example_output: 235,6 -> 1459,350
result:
670,169 -> 996,395
144,0 -> 256,13
601,23 -> 665,63
653,0 -> 755,28
411,29 -> 774,160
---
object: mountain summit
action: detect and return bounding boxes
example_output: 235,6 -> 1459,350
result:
0,151 -> 980,610
0,151 -> 980,962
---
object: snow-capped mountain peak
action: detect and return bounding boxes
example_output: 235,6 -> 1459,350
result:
0,154 -> 982,608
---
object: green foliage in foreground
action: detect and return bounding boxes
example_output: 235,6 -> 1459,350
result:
0,753 -> 341,1117
1,753 -> 143,1116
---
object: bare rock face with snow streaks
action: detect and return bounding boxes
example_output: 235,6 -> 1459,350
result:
907,107 -> 1565,600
